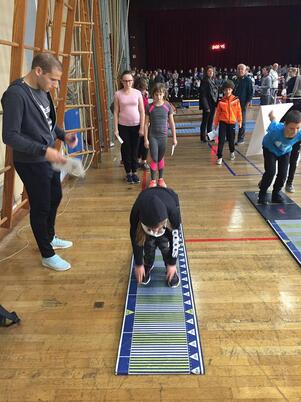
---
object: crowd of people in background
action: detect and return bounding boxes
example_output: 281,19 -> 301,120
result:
130,64 -> 301,104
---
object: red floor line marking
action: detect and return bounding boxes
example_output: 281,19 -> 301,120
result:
185,237 -> 279,243
141,170 -> 147,191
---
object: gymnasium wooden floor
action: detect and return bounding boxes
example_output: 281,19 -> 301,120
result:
1,109 -> 301,401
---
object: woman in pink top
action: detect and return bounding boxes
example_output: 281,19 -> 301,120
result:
114,70 -> 145,184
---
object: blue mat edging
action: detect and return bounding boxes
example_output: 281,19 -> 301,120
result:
115,224 -> 205,375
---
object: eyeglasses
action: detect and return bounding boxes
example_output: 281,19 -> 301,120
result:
122,80 -> 133,83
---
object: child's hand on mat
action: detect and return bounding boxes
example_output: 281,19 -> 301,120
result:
135,265 -> 145,284
166,265 -> 177,282
144,139 -> 149,149
269,111 -> 276,121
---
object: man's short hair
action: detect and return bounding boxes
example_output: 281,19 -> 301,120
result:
31,53 -> 63,73
237,64 -> 246,70
285,110 -> 301,125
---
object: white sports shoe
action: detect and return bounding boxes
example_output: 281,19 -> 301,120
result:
42,255 -> 71,271
230,152 -> 235,160
216,158 -> 223,165
51,235 -> 73,249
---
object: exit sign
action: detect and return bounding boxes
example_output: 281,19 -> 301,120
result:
211,43 -> 226,50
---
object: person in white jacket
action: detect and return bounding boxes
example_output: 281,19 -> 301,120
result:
269,63 -> 279,102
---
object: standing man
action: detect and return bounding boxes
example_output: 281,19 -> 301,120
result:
269,63 -> 279,102
1,53 -> 78,271
233,63 -> 253,145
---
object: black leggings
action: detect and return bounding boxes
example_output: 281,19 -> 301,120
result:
200,105 -> 215,141
287,141 -> 301,184
118,124 -> 140,173
144,232 -> 175,269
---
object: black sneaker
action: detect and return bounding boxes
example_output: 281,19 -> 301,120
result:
131,173 -> 140,184
126,174 -> 133,184
257,192 -> 268,205
141,265 -> 153,285
271,192 -> 284,203
167,272 -> 180,288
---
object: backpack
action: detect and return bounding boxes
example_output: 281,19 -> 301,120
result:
0,305 -> 21,327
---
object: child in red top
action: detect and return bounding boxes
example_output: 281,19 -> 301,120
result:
213,80 -> 242,165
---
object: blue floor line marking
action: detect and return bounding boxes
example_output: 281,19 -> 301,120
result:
207,142 -> 236,176
235,149 -> 263,174
207,142 -> 264,177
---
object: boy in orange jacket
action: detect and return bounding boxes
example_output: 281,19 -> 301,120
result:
213,80 -> 242,165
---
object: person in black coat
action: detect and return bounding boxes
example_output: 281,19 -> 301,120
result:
199,66 -> 218,142
233,64 -> 254,144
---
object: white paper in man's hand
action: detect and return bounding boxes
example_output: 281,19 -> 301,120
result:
52,157 -> 85,178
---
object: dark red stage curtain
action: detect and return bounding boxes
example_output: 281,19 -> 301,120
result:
141,6 -> 300,69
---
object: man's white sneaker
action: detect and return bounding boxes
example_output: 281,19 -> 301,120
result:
216,158 -> 223,165
42,255 -> 71,271
51,235 -> 73,249
230,152 -> 235,160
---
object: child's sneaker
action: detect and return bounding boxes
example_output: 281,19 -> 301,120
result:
230,152 -> 235,160
126,174 -> 133,184
158,178 -> 167,188
141,265 -> 154,285
167,272 -> 180,288
216,158 -> 222,165
257,192 -> 268,205
271,192 -> 284,203
285,183 -> 295,193
148,180 -> 157,188
131,173 -> 140,184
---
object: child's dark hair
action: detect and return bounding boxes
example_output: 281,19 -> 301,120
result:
222,79 -> 235,90
285,110 -> 301,124
263,65 -> 270,73
152,83 -> 167,98
135,77 -> 148,91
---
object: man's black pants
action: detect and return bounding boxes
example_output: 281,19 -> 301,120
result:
14,161 -> 62,258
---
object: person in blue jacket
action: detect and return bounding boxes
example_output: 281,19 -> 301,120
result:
258,109 -> 301,204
